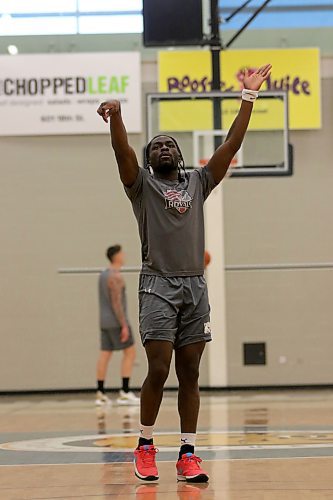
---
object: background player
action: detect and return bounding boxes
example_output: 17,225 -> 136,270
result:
96,245 -> 139,406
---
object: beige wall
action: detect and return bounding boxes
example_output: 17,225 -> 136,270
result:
0,130 -> 210,390
224,76 -> 333,385
0,30 -> 332,391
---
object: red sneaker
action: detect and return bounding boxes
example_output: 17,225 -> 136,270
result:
134,445 -> 159,481
176,453 -> 209,483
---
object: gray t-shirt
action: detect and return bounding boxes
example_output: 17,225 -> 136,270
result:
125,166 -> 217,277
99,268 -> 128,329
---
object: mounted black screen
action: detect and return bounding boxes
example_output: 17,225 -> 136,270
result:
143,0 -> 203,47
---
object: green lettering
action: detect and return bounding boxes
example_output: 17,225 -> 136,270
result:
108,76 -> 120,93
88,76 -> 129,94
98,76 -> 107,94
87,77 -> 97,94
121,76 -> 129,93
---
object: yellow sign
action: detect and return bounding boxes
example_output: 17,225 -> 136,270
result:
158,48 -> 321,131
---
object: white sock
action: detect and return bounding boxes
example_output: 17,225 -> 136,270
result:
139,424 -> 154,441
180,433 -> 196,447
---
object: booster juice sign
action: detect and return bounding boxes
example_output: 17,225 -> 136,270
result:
0,52 -> 141,136
159,48 -> 321,131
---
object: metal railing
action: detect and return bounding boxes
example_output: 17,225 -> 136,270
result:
58,262 -> 333,275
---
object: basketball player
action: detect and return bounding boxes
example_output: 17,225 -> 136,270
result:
96,245 -> 139,406
97,64 -> 272,482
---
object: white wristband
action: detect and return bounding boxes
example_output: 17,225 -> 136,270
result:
242,88 -> 259,102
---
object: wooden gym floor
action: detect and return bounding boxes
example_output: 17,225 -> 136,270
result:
1,390 -> 333,499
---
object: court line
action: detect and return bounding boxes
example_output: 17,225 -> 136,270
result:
1,455 -> 333,467
3,429 -> 333,453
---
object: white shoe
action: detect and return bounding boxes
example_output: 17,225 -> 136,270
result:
95,390 -> 112,406
116,390 -> 140,406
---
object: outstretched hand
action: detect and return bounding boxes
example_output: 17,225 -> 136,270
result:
97,100 -> 121,123
242,64 -> 272,91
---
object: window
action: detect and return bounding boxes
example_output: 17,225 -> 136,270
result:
0,0 -> 143,36
220,1 -> 333,29
0,0 -> 332,36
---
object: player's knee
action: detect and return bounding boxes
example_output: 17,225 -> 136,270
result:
100,350 -> 112,361
177,363 -> 200,386
124,346 -> 135,359
148,361 -> 170,385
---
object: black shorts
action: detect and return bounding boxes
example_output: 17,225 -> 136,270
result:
100,326 -> 135,351
139,275 -> 212,349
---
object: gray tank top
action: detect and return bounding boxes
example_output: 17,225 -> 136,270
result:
124,166 -> 217,276
98,268 -> 128,329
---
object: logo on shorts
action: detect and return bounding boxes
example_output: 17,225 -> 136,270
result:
204,322 -> 211,335
163,189 -> 192,214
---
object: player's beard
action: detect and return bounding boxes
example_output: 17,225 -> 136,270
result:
155,157 -> 178,173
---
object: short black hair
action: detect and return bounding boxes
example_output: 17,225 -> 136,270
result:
106,245 -> 122,262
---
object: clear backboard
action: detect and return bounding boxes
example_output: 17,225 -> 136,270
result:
146,91 -> 292,177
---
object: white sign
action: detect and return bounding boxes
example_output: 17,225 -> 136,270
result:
0,52 -> 141,135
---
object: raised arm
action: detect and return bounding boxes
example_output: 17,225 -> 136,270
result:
207,64 -> 272,184
97,100 -> 139,187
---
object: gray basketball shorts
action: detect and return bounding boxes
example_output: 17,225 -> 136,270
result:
100,326 -> 134,351
138,274 -> 212,349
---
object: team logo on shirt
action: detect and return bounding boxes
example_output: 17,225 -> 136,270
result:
163,189 -> 192,214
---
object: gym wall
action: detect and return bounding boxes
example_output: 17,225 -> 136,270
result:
0,29 -> 332,391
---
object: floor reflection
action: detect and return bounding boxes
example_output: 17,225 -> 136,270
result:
96,404 -> 139,435
243,406 -> 269,434
96,406 -> 107,435
134,482 -> 210,499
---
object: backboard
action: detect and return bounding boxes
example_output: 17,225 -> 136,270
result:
146,91 -> 292,177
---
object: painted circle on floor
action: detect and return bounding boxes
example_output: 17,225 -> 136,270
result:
2,430 -> 333,454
